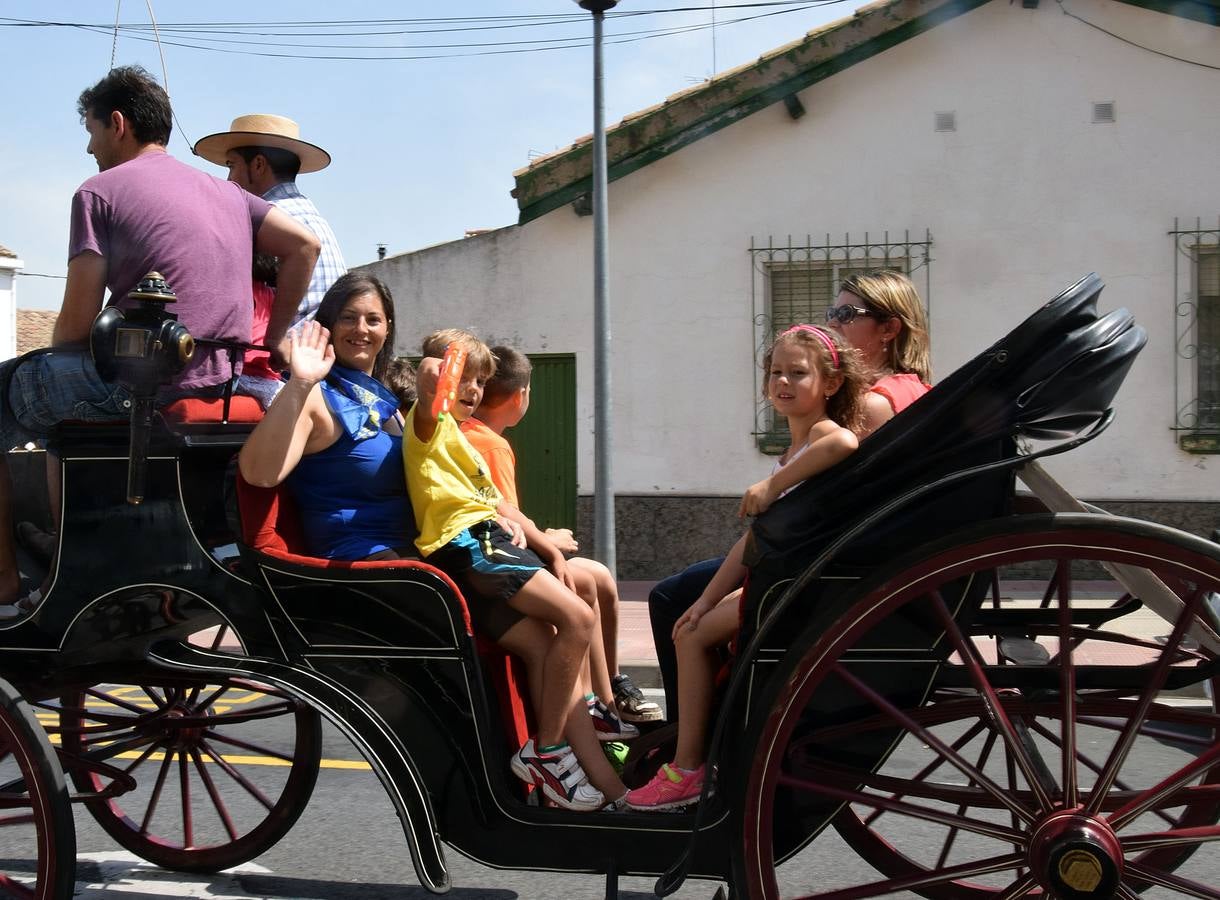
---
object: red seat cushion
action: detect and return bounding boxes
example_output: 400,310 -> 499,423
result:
234,473 -> 533,749
162,396 -> 264,425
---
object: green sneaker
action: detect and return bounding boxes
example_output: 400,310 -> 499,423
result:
601,740 -> 629,775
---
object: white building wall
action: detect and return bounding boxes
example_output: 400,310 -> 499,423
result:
0,255 -> 23,362
374,0 -> 1220,502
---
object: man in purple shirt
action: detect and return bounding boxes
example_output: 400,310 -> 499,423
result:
0,65 -> 320,608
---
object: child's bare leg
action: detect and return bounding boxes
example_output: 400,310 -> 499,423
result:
563,682 -> 627,800
496,617 -> 552,715
671,599 -> 739,770
570,557 -> 620,677
569,563 -> 614,704
506,570 -> 594,747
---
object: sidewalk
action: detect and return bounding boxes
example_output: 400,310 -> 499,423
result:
201,579 -> 1212,704
615,581 -> 1214,703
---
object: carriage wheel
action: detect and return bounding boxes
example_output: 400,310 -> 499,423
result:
0,678 -> 75,899
735,516 -> 1220,899
51,654 -> 322,873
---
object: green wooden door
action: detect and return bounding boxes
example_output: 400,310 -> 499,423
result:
503,354 -> 576,530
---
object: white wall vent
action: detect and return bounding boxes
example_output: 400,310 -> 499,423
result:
1092,101 -> 1116,124
934,111 -> 956,132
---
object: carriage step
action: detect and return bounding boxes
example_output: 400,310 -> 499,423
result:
998,636 -> 1051,666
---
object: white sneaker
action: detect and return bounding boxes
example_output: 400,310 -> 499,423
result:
510,739 -> 604,811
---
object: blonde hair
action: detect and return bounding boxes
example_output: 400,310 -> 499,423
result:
761,325 -> 867,434
838,270 -> 932,382
420,328 -> 496,381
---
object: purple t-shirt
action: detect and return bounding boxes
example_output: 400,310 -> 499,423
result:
69,152 -> 272,389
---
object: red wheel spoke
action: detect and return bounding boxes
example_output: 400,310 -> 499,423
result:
780,771 -> 1024,843
83,688 -> 154,716
831,662 -> 1036,823
189,748 -> 239,842
994,872 -> 1039,900
808,852 -> 1027,900
200,700 -> 297,726
1025,718 -> 1179,827
1108,738 -> 1220,831
196,683 -> 232,711
209,626 -> 231,651
1056,565 -> 1078,808
0,873 -> 35,900
1121,821 -> 1220,852
178,751 -> 193,848
862,720 -> 989,827
136,686 -> 169,710
0,812 -> 36,826
199,739 -> 276,811
120,739 -> 163,778
139,749 -> 175,836
1084,584 -> 1210,816
1124,860 -> 1220,899
930,591 -> 1056,813
203,730 -> 297,764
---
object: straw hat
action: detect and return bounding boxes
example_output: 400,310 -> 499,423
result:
194,114 -> 331,173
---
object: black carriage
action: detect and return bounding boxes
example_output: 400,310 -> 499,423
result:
0,273 -> 1215,899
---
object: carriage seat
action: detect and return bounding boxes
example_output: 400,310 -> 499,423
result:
233,474 -> 534,750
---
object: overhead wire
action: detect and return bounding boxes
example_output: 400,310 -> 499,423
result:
43,3 -> 834,62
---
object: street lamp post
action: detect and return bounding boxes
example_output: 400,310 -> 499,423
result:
574,0 -> 619,577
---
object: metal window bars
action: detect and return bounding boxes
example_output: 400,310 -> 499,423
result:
1171,217 -> 1220,440
748,230 -> 933,453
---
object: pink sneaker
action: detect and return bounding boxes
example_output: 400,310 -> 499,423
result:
626,762 -> 705,811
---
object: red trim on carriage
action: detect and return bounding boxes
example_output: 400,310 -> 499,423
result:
234,474 -> 534,749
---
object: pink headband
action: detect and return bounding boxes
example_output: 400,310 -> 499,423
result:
782,324 -> 840,369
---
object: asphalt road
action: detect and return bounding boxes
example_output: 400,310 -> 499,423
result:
3,696 -> 1218,898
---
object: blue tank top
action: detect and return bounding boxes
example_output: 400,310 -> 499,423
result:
287,427 -> 414,560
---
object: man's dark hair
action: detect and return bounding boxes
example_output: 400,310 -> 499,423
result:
482,346 -> 532,407
234,146 -> 301,182
77,65 -> 172,146
315,272 -> 397,383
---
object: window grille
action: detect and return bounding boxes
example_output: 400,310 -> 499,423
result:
1172,217 -> 1220,450
748,231 -> 932,453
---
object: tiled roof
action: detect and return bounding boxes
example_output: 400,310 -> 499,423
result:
512,0 -> 1217,224
15,310 -> 58,355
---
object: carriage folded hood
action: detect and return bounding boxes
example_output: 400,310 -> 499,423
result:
747,273 -> 1147,570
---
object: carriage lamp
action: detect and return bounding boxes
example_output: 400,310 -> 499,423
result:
90,271 -> 196,505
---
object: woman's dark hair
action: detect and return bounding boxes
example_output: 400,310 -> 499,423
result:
314,272 -> 397,382
77,65 -> 172,146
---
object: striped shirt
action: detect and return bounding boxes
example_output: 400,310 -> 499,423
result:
263,181 -> 346,323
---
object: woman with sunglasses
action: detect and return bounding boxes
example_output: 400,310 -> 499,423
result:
828,270 -> 932,436
646,271 -> 933,725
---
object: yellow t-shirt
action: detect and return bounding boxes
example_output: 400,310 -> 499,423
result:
404,404 -> 501,556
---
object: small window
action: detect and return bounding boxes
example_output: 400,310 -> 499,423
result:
934,111 -> 957,132
1171,218 -> 1220,452
749,232 -> 932,453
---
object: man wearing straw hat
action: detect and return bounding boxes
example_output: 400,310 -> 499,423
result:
195,115 -> 346,324
195,114 -> 347,406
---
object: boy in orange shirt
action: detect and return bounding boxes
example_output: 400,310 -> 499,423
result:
461,346 -> 662,726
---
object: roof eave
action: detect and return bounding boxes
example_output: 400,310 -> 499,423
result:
514,0 -> 991,224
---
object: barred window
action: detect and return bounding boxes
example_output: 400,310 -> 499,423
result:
749,232 -> 932,453
1172,219 -> 1220,450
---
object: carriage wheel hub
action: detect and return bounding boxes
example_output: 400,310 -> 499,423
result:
1029,810 -> 1123,899
164,706 -> 205,749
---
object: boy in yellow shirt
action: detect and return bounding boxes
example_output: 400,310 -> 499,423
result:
461,346 -> 661,726
404,329 -> 626,811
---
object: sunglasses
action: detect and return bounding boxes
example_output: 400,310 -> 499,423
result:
824,304 -> 887,325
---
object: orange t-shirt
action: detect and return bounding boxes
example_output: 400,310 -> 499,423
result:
460,417 -> 519,508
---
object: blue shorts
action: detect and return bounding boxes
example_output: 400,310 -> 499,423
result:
0,350 -> 131,450
428,520 -> 539,639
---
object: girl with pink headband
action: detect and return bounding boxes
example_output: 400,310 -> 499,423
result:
627,324 -> 867,811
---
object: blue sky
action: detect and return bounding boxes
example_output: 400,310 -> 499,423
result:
0,1 -> 852,311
